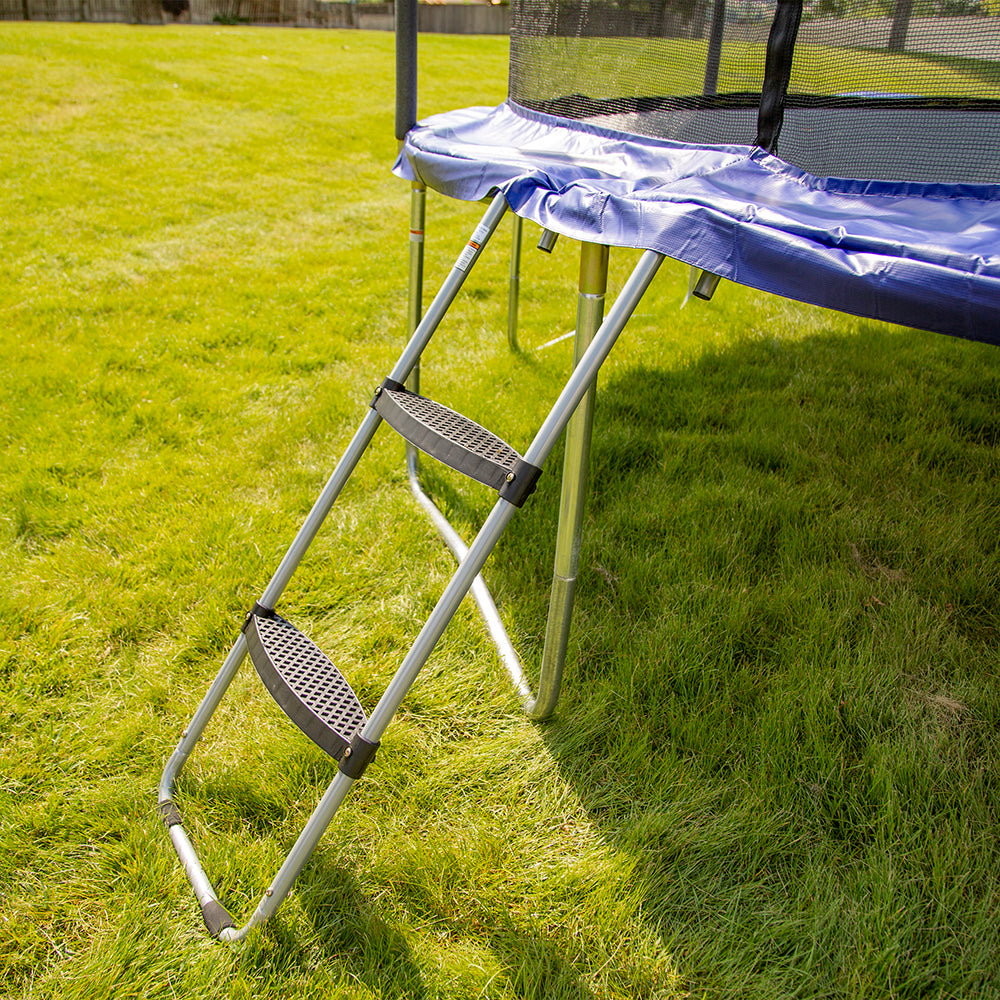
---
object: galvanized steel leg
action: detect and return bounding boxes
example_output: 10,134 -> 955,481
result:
507,214 -> 523,351
530,242 -> 610,719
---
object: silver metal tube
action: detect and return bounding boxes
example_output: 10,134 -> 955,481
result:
522,250 -> 664,469
169,824 -> 221,907
694,269 -> 723,301
507,214 -> 523,351
405,180 -> 425,439
534,575 -> 574,718
363,497 -> 521,739
403,185 -> 525,694
407,182 -> 426,343
259,192 -> 508,609
531,243 -> 609,719
537,229 -> 559,254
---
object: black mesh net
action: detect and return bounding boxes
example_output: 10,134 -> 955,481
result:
509,0 -> 1000,183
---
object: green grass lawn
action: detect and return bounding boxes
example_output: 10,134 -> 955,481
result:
3,21 -> 1000,1000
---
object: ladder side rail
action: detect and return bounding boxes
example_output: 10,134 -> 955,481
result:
159,192 -> 509,938
260,191 -> 509,609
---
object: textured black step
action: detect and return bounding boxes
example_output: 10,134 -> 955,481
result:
245,613 -> 367,760
372,379 -> 542,506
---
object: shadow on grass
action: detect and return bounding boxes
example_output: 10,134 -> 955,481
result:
171,321 -> 1000,998
183,770 -> 603,998
277,856 -> 429,1000
499,321 -> 1000,997
244,845 -> 601,1000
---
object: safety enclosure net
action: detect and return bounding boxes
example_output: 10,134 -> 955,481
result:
509,0 -> 1000,183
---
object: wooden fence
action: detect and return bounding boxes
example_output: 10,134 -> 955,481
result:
0,0 -> 508,32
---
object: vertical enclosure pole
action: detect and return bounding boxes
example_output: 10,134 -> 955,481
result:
532,242 -> 609,720
395,0 -> 418,142
703,0 -> 727,96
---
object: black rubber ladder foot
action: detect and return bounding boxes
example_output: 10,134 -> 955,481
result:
244,613 -> 368,761
372,379 -> 541,507
201,899 -> 236,938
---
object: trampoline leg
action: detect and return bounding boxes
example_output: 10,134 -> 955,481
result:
507,214 -> 523,351
532,242 -> 609,720
407,180 -> 426,342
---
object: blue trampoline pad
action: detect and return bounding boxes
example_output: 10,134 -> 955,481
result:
395,102 -> 1000,345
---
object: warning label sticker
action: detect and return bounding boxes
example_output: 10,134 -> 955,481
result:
455,221 -> 492,272
455,240 -> 479,273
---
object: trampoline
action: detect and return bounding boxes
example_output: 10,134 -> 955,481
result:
161,0 -> 1000,939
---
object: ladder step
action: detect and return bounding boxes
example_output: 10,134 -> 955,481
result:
372,379 -> 542,506
245,613 -> 367,761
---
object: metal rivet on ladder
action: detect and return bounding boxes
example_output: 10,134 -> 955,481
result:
505,472 -> 515,482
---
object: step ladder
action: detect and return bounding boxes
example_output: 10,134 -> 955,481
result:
159,191 -> 665,941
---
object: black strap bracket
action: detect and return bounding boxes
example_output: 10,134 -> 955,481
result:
498,457 -> 543,508
158,799 -> 183,829
338,733 -> 380,779
241,602 -> 276,633
371,376 -> 406,408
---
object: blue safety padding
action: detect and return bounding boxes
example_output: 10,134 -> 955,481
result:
393,102 -> 1000,345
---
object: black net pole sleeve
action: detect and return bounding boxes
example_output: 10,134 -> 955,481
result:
754,0 -> 803,154
702,0 -> 727,98
395,0 -> 418,141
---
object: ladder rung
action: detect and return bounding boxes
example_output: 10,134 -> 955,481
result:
245,613 -> 367,760
372,379 -> 542,506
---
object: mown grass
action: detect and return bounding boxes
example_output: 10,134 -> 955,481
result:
2,20 -> 1000,1000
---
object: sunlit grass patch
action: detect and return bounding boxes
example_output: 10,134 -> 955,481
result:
2,20 -> 1000,1000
